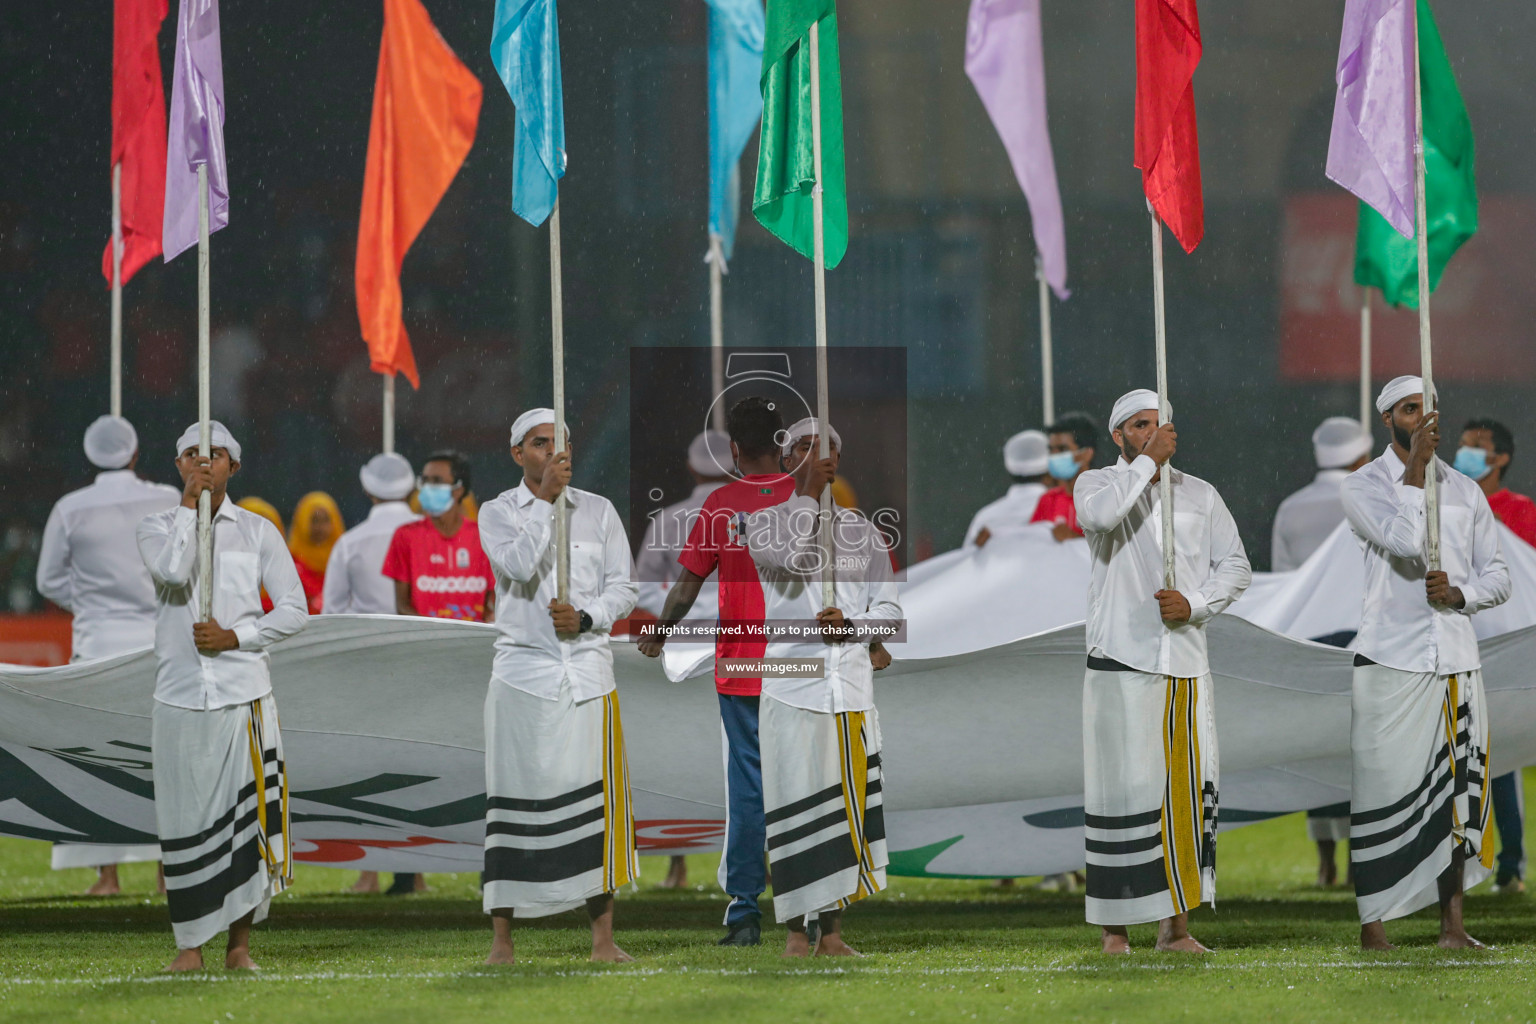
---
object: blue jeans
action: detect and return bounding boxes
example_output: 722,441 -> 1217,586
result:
718,694 -> 766,926
1492,771 -> 1526,884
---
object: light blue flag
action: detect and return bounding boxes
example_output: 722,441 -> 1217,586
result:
705,0 -> 764,261
490,0 -> 565,227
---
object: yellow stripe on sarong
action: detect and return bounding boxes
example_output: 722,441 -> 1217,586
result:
601,691 -> 638,892
1161,676 -> 1203,914
836,711 -> 878,908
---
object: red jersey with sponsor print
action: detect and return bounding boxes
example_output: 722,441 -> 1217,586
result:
1030,486 -> 1082,536
381,518 -> 494,622
678,473 -> 797,696
1487,488 -> 1536,549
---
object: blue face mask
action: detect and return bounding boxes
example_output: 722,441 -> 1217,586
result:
1453,446 -> 1491,481
1047,451 -> 1081,481
418,482 -> 457,516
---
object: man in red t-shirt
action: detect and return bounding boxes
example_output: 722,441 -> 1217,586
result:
1459,418 -> 1534,893
373,450 -> 493,897
1031,412 -> 1099,540
383,450 -> 495,622
638,397 -> 793,947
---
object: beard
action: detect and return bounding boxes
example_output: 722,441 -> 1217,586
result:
1392,420 -> 1414,451
1119,438 -> 1141,463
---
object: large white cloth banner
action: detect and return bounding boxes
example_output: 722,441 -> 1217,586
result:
4,520 -> 1535,878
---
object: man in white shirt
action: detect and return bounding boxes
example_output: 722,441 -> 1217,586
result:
1341,376 -> 1510,951
37,415 -> 180,894
964,429 -> 1051,548
633,429 -> 732,891
137,421 -> 309,972
321,452 -> 419,615
1074,389 -> 1251,955
1272,417 -> 1372,572
478,408 -> 639,965
744,418 -> 900,957
1270,416 -> 1372,886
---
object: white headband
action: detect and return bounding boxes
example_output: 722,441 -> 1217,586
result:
1312,417 -> 1372,469
781,417 -> 842,457
1003,429 -> 1049,476
1109,389 -> 1169,434
1375,375 -> 1437,415
174,420 -> 241,462
360,452 -> 414,500
510,408 -> 571,449
83,415 -> 138,469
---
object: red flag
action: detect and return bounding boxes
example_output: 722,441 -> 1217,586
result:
1134,0 -> 1203,253
101,0 -> 168,287
356,0 -> 482,389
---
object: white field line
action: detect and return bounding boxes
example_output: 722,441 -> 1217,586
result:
0,959 -> 1528,987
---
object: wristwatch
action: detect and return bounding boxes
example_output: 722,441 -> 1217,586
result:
578,610 -> 593,634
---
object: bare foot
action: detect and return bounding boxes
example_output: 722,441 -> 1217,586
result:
1154,935 -> 1209,953
659,856 -> 688,890
815,936 -> 863,957
225,948 -> 259,970
352,871 -> 380,894
84,878 -> 121,897
485,938 -> 516,965
164,949 -> 204,973
590,942 -> 634,963
414,874 -> 430,893
783,931 -> 812,958
1101,933 -> 1131,955
1438,930 -> 1490,951
1360,922 -> 1395,951
156,864 -> 167,896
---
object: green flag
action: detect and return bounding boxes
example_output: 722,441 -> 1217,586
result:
1354,0 -> 1476,309
752,0 -> 848,268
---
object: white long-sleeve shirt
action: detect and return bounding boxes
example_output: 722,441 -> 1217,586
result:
964,482 -> 1047,547
1075,455 -> 1251,677
478,480 -> 639,702
635,482 -> 722,616
320,501 -> 420,614
1271,469 -> 1350,572
1341,446 -> 1510,674
136,500 -> 309,709
36,470 -> 181,660
744,494 -> 902,713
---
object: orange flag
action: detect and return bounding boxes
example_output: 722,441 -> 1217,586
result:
356,0 -> 482,388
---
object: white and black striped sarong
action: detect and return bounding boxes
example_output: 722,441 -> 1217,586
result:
761,697 -> 887,923
482,680 -> 637,918
1351,661 -> 1493,924
152,694 -> 290,950
1083,660 -> 1218,926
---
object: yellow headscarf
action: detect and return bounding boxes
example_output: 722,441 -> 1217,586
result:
289,492 -> 345,574
830,476 -> 859,511
237,497 -> 285,536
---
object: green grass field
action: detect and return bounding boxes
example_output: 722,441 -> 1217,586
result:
3,792 -> 1536,1024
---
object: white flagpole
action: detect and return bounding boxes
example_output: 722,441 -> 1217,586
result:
1359,287 -> 1372,433
550,199 -> 570,603
196,164 -> 213,621
709,233 -> 726,433
1037,255 -> 1054,426
382,374 -> 395,454
1412,0 -> 1438,571
808,19 -> 834,609
1149,203 -> 1175,590
111,162 -> 124,418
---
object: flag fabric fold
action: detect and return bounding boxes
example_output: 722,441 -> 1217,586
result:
964,0 -> 1069,299
1133,0 -> 1204,254
162,0 -> 228,263
1325,0 -> 1415,239
1352,0 -> 1476,309
356,0 -> 483,389
103,0 -> 169,287
490,0 -> 565,228
751,0 -> 848,269
706,0 -> 765,262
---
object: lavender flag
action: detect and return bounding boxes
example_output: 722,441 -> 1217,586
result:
964,0 -> 1068,299
162,0 -> 228,262
1325,0 -> 1414,239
